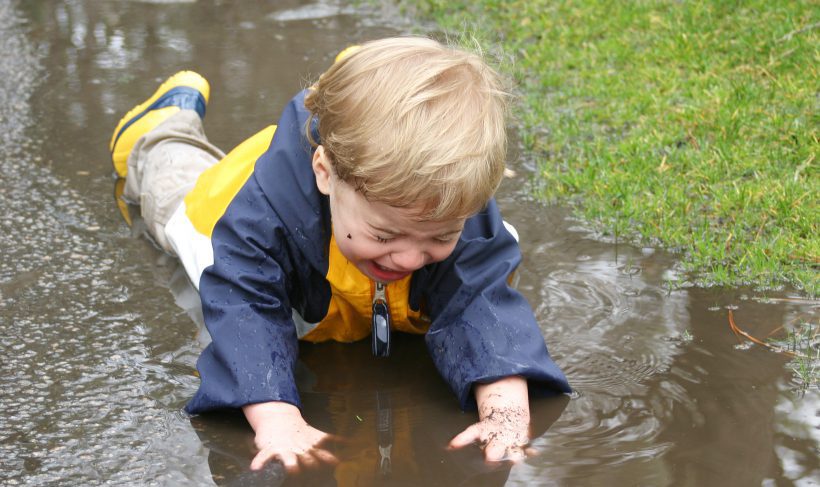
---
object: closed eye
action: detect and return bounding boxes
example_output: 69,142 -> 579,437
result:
434,231 -> 462,244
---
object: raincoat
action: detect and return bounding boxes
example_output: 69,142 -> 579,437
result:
166,90 -> 571,414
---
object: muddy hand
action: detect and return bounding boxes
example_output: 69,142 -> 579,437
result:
449,405 -> 536,462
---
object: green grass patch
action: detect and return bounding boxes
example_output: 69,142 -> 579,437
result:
772,321 -> 819,392
401,0 -> 818,296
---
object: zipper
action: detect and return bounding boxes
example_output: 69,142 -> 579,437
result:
374,281 -> 387,303
371,281 -> 391,357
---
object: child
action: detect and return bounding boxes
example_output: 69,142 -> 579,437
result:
110,36 -> 571,472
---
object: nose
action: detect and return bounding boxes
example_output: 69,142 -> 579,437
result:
390,248 -> 427,271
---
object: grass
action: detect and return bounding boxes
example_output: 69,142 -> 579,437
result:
399,0 -> 818,296
728,310 -> 818,391
775,321 -> 818,392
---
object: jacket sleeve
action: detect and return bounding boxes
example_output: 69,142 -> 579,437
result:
421,199 -> 571,410
185,174 -> 301,414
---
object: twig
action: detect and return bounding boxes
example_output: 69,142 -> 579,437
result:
765,324 -> 784,338
728,310 -> 797,357
757,297 -> 819,305
778,22 -> 820,42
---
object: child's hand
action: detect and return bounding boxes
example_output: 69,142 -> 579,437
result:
243,401 -> 339,472
448,376 -> 534,462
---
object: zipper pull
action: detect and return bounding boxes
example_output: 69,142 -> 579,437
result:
372,281 -> 391,357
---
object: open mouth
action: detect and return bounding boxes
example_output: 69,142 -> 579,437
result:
368,261 -> 410,282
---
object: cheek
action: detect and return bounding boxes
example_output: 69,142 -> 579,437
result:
427,243 -> 458,263
335,233 -> 385,261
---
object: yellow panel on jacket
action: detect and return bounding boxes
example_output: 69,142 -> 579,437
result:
184,125 -> 277,237
303,236 -> 431,343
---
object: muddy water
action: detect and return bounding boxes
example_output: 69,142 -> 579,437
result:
0,1 -> 816,485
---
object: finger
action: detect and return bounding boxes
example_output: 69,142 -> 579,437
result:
483,440 -> 508,462
250,448 -> 279,471
524,446 -> 539,458
312,448 -> 340,466
316,432 -> 347,448
448,424 -> 481,449
300,451 -> 320,469
279,451 -> 301,474
504,445 -> 527,463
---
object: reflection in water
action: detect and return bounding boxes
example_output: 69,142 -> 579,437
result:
1,0 -> 817,485
268,2 -> 358,22
188,334 -> 569,486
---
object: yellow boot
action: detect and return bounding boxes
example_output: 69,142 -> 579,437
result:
109,71 -> 210,177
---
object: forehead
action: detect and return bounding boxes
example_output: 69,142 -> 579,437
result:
338,181 -> 464,234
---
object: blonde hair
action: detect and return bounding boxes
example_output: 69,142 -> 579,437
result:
304,36 -> 508,221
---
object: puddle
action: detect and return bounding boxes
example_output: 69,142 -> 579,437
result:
268,2 -> 357,22
1,0 -> 817,485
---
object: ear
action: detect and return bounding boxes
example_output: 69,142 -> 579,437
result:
312,145 -> 332,195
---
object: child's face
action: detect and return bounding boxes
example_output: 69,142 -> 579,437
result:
313,146 -> 465,283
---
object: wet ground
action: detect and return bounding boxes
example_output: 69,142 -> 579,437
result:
0,1 -> 817,485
